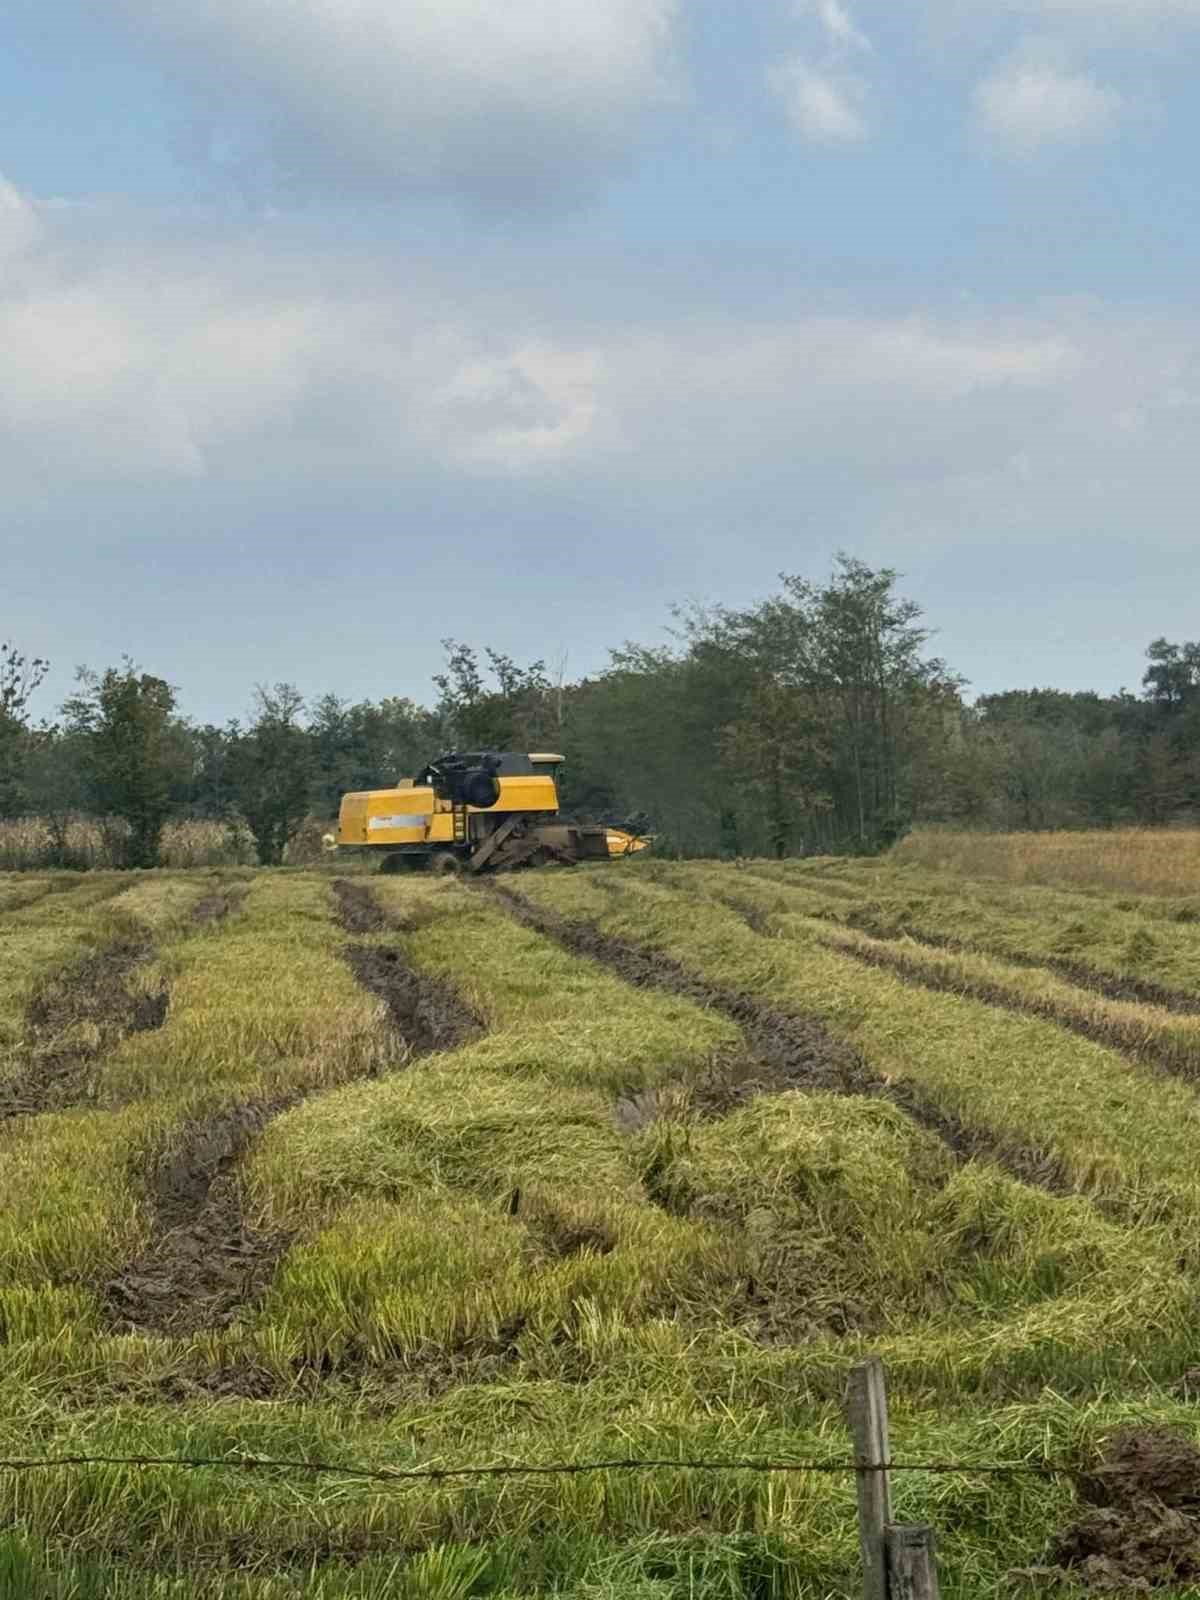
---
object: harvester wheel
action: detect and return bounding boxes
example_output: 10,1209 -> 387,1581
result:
431,852 -> 463,877
379,852 -> 416,875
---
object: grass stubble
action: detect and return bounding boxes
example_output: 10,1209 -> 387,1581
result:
3,864 -> 1200,1593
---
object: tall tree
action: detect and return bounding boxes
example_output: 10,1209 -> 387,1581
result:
433,641 -> 555,751
0,640 -> 49,818
63,662 -> 181,867
227,684 -> 313,866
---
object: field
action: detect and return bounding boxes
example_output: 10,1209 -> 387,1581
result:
892,826 -> 1200,898
4,855 -> 1200,1597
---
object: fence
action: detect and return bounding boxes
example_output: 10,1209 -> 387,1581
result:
0,1360 -> 1112,1598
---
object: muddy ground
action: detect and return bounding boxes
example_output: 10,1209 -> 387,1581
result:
0,938 -> 167,1121
103,880 -> 480,1336
0,883 -> 246,1123
333,879 -> 483,1053
1022,1428 -> 1200,1592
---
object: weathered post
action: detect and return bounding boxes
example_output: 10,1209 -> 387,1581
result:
885,1524 -> 941,1600
846,1358 -> 892,1600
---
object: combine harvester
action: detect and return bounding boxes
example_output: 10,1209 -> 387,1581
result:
335,750 -> 650,875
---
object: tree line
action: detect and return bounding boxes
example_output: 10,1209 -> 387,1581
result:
2,557 -> 1197,868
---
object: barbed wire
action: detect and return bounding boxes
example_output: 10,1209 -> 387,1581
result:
0,1453 -> 1101,1483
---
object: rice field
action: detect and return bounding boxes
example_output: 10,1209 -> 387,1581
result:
3,855 -> 1200,1597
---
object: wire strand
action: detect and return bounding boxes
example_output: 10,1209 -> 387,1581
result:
0,1453 -> 1098,1482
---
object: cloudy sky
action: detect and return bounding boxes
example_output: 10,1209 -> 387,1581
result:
3,0 -> 1198,722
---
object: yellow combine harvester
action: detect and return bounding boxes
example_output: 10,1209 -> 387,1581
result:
336,750 -> 650,875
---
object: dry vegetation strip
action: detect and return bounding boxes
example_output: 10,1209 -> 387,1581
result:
892,824 -> 1200,898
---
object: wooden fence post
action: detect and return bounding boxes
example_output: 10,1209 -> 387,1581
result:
885,1525 -> 940,1600
846,1358 -> 892,1600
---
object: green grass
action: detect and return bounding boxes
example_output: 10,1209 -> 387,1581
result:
6,865 -> 1200,1594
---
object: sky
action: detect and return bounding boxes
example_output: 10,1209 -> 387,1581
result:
3,0 -> 1199,725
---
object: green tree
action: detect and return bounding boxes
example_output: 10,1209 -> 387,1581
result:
0,641 -> 49,818
308,693 -> 437,814
63,662 -> 180,867
720,678 -> 829,857
433,641 -> 557,751
227,685 -> 313,866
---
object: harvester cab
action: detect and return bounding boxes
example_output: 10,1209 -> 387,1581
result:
335,750 -> 649,875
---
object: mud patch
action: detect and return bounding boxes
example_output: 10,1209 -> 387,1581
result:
1026,1428 -> 1200,1592
493,886 -> 1070,1193
333,880 -> 482,1053
0,939 -> 168,1121
332,878 -> 447,938
332,877 -> 394,935
189,884 -> 247,927
104,1096 -> 297,1335
343,946 -> 481,1056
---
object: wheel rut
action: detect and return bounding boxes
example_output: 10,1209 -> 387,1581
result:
1,883 -> 246,1125
102,880 -> 480,1336
717,883 -> 1200,1090
742,872 -> 1200,1017
491,885 -> 1070,1195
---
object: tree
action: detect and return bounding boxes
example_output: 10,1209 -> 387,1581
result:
0,641 -> 49,818
308,693 -> 437,815
720,678 -> 829,857
227,685 -> 313,866
63,662 -> 180,867
434,641 -> 555,751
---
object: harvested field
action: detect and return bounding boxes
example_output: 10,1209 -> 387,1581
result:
5,860 -> 1200,1597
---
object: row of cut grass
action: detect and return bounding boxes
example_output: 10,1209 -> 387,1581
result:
242,881 -> 742,1370
721,879 -> 1200,1080
6,870 -> 1200,1593
0,876 -> 389,1343
519,868 -> 1200,1248
239,876 -> 1198,1395
4,1370 -> 1200,1595
0,876 -> 166,1054
739,856 -> 1200,1000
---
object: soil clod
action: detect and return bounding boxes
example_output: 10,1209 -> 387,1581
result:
1030,1428 -> 1200,1592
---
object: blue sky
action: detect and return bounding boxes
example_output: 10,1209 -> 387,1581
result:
3,0 -> 1199,724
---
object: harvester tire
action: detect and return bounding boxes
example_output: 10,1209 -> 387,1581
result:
431,852 -> 464,877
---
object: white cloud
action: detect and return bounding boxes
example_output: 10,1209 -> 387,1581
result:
808,0 -> 873,50
109,0 -> 680,209
769,58 -> 870,142
974,57 -> 1123,150
0,175 -> 41,261
5,178 -> 1200,576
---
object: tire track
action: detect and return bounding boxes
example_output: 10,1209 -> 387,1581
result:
490,884 -> 1069,1195
103,880 -> 480,1336
0,886 -> 246,1125
739,869 -> 1200,1016
715,888 -> 1200,1083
